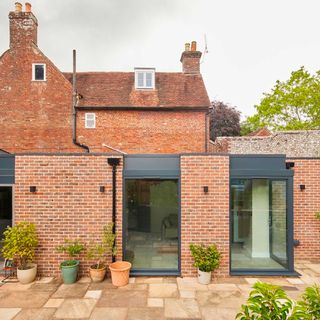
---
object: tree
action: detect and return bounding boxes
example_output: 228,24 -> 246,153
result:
246,67 -> 320,131
210,100 -> 241,140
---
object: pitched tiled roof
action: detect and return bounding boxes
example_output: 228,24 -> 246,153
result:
63,72 -> 210,109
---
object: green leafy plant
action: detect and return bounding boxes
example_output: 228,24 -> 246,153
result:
295,285 -> 320,319
1,221 -> 38,270
56,239 -> 85,266
189,243 -> 221,272
236,282 -> 296,320
87,223 -> 117,269
315,212 -> 320,220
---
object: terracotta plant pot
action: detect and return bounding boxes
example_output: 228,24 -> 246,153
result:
17,263 -> 37,284
109,261 -> 131,287
197,269 -> 211,285
89,264 -> 107,283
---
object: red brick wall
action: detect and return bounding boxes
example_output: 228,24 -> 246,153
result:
77,110 -> 207,153
14,155 -> 123,277
291,159 -> 320,261
180,155 -> 230,277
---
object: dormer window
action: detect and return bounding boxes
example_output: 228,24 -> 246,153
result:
32,63 -> 46,81
135,68 -> 155,89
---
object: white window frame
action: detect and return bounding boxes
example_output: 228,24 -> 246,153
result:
134,68 -> 155,89
32,63 -> 46,81
85,113 -> 96,129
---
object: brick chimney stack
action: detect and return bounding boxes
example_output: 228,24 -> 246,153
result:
180,41 -> 202,74
9,2 -> 38,49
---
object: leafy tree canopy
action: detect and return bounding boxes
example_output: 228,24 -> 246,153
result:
246,67 -> 320,131
210,100 -> 241,140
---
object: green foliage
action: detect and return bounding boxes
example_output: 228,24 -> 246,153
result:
189,243 -> 221,272
315,212 -> 320,220
246,67 -> 320,131
236,282 -> 296,320
87,223 -> 117,269
295,285 -> 320,319
240,119 -> 257,136
1,221 -> 38,270
56,239 -> 85,261
237,282 -> 320,320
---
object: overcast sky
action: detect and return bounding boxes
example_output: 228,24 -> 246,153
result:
1,0 -> 320,117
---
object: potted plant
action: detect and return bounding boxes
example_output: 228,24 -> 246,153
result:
56,239 -> 85,284
2,221 -> 38,284
189,243 -> 221,285
87,223 -> 116,282
107,225 -> 132,287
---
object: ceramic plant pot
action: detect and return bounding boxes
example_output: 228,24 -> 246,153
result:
197,269 -> 211,285
89,264 -> 107,283
17,263 -> 37,284
60,260 -> 79,284
109,261 -> 131,287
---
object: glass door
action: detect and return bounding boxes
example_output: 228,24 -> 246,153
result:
0,186 -> 13,258
270,180 -> 288,268
124,179 -> 179,273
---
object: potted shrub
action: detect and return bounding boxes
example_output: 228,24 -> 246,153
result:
87,223 -> 116,282
107,225 -> 132,287
189,243 -> 221,285
56,239 -> 85,284
2,221 -> 38,284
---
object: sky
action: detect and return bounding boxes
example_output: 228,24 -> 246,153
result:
1,0 -> 320,118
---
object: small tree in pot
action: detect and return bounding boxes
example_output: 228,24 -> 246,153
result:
189,243 -> 221,285
2,221 -> 38,284
56,239 -> 85,284
87,223 -> 116,282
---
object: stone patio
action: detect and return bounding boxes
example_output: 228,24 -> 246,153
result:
0,261 -> 319,320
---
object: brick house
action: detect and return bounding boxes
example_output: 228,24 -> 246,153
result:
0,3 -> 319,278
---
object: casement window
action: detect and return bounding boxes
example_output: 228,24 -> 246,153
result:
134,68 -> 155,89
85,113 -> 96,129
32,63 -> 46,81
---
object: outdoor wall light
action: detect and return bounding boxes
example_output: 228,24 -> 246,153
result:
203,186 -> 209,194
300,184 -> 306,191
286,162 -> 295,169
99,186 -> 105,193
293,239 -> 300,247
29,186 -> 37,193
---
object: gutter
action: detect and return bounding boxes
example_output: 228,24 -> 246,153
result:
72,50 -> 90,153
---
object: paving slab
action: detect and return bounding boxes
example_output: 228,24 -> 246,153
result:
180,290 -> 195,298
35,277 -> 55,284
97,290 -> 147,307
128,307 -> 165,320
84,290 -> 102,299
118,283 -> 148,291
149,283 -> 179,298
0,291 -> 52,308
90,307 -> 127,320
77,277 -> 91,283
54,298 -> 96,319
44,298 -> 64,308
52,283 -> 89,298
177,278 -> 208,291
136,277 -> 163,284
164,298 -> 201,319
148,298 -> 164,307
201,306 -> 238,320
0,308 -> 21,320
286,278 -> 304,285
0,282 -> 33,291
196,290 -> 244,308
14,308 -> 56,320
208,283 -> 239,291
304,264 -> 320,275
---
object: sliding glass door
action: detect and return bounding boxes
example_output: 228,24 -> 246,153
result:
231,178 -> 290,272
124,179 -> 179,273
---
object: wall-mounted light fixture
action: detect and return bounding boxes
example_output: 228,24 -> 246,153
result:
203,186 -> 209,194
293,239 -> 300,247
300,184 -> 306,191
286,162 -> 295,169
100,186 -> 105,193
29,186 -> 37,193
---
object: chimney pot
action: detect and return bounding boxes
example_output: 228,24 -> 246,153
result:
25,2 -> 32,12
15,2 -> 22,12
185,43 -> 190,51
191,41 -> 197,51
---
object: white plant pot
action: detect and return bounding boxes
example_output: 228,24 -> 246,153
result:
17,263 -> 37,284
197,269 -> 211,285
